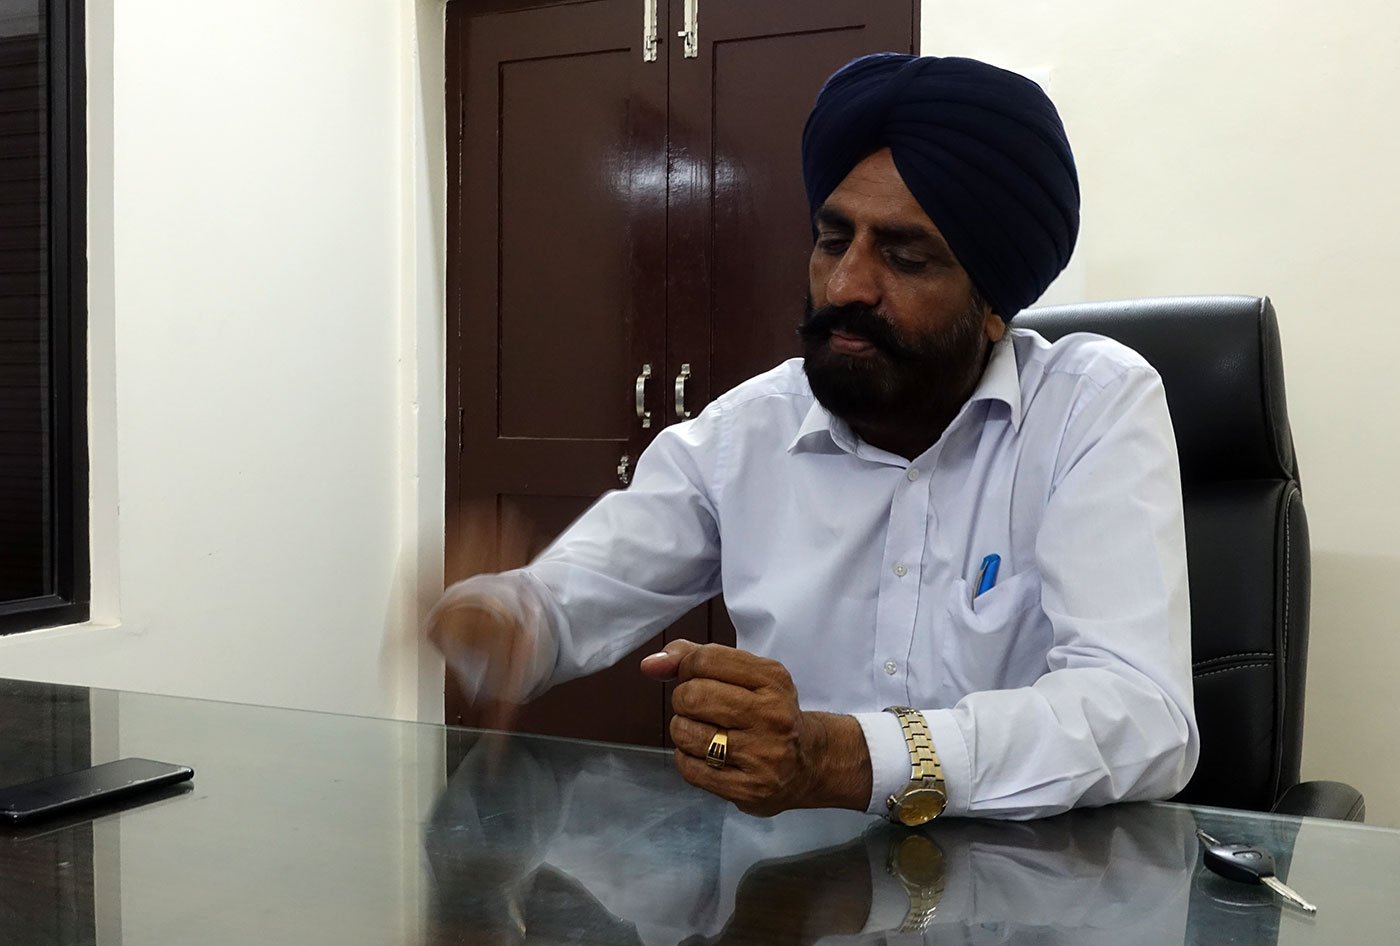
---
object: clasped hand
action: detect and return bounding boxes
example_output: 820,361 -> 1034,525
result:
641,641 -> 871,816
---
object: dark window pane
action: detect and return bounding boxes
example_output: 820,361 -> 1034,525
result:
0,0 -> 49,603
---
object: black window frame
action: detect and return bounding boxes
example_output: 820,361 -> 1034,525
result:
0,0 -> 88,635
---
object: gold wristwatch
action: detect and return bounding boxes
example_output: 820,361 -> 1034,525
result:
883,705 -> 947,826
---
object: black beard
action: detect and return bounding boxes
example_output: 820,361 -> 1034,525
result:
798,295 -> 990,437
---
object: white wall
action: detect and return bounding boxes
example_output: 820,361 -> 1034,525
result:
923,1 -> 1400,824
0,0 -> 448,723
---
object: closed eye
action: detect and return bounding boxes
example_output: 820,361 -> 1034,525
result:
886,251 -> 929,272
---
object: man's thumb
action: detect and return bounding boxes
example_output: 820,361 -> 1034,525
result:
638,639 -> 700,682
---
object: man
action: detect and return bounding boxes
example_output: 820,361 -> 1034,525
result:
429,53 -> 1198,822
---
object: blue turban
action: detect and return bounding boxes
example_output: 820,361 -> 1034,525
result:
802,54 -> 1080,320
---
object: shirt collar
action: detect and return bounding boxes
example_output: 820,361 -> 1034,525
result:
970,330 -> 1024,431
788,397 -> 855,455
786,332 -> 1024,456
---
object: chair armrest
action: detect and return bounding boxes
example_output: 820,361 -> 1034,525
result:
1271,780 -> 1366,822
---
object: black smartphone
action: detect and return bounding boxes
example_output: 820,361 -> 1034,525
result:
0,757 -> 194,825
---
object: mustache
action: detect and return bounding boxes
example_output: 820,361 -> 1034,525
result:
797,303 -> 912,360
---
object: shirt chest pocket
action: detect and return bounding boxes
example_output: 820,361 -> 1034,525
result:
940,566 -> 1050,697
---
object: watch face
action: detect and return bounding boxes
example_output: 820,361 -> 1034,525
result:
895,787 -> 947,826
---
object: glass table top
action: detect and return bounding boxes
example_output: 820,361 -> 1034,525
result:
1,676 -> 1397,945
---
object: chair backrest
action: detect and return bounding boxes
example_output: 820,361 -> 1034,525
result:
1016,296 -> 1307,811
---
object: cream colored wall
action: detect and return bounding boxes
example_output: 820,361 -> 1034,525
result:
923,1 -> 1400,824
0,0 -> 448,723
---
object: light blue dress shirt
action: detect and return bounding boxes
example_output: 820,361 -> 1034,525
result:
450,328 -> 1198,819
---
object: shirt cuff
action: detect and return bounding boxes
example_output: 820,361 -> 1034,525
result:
852,711 -> 907,817
852,708 -> 973,818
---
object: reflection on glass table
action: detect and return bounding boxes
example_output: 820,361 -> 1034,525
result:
2,677 -> 1399,946
424,732 -> 1316,945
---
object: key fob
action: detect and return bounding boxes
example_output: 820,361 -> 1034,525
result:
1203,842 -> 1277,884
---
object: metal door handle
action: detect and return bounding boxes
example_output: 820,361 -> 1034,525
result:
674,363 -> 692,419
642,0 -> 659,62
635,363 -> 653,429
677,0 -> 698,58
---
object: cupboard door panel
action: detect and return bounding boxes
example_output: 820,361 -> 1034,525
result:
498,52 -> 636,442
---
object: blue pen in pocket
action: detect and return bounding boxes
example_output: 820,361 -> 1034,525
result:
975,554 -> 1001,597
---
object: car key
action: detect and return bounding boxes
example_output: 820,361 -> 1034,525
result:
1196,830 -> 1317,913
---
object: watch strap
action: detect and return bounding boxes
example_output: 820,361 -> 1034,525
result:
885,705 -> 944,787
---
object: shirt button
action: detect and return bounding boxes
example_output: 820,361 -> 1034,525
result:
906,467 -> 921,481
893,563 -> 908,577
884,660 -> 898,675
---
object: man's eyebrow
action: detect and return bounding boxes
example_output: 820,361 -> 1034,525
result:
871,222 -> 941,246
813,206 -> 853,230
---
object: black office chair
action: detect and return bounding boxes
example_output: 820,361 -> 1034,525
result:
1017,296 -> 1364,821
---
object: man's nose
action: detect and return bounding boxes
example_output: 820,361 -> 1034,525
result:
824,243 -> 881,309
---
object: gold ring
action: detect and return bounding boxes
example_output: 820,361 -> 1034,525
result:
705,729 -> 729,769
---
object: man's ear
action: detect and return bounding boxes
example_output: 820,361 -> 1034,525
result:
983,310 -> 1007,343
